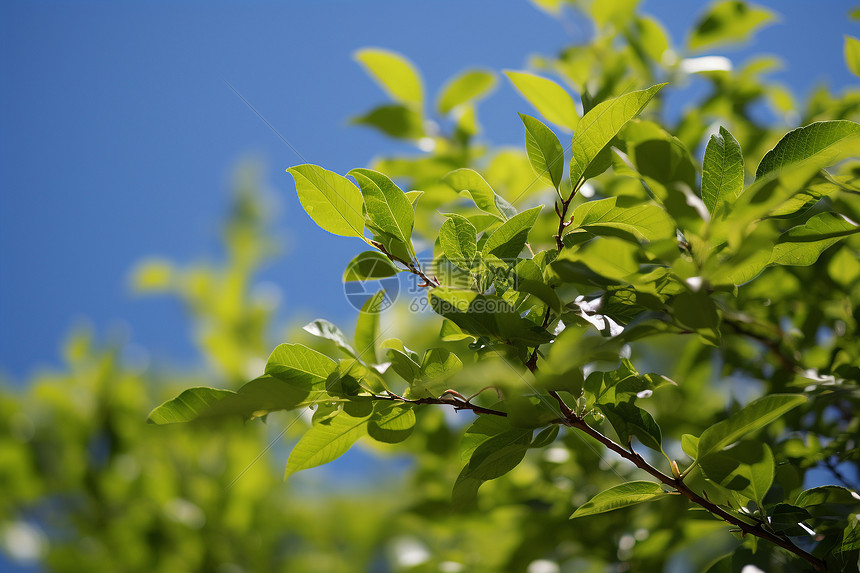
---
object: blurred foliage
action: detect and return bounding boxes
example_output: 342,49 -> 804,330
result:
5,1 -> 860,572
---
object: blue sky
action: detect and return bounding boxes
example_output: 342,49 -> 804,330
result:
0,0 -> 857,381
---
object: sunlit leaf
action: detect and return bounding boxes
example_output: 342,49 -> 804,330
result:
755,120 -> 860,180
437,69 -> 497,114
520,113 -> 565,190
350,168 -> 415,260
439,214 -> 478,270
770,212 -> 860,266
354,48 -> 423,107
698,394 -> 806,458
701,126 -> 744,216
482,206 -> 542,260
443,168 -> 518,220
343,251 -> 401,282
688,1 -> 775,51
571,481 -> 667,518
287,164 -> 365,238
505,70 -> 579,131
285,406 -> 373,478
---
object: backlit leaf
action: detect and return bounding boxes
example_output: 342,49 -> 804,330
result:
287,165 -> 365,238
520,113 -> 565,190
437,69 -> 497,114
571,481 -> 667,518
505,70 -> 579,131
701,126 -> 744,216
354,48 -> 423,108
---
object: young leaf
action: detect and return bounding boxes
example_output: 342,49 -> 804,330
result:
284,406 -> 373,478
520,113 -> 565,190
571,481 -> 667,518
147,387 -> 235,424
420,348 -> 463,379
303,319 -> 358,359
569,84 -> 666,189
265,343 -> 338,384
567,196 -> 676,242
697,394 -> 806,458
769,212 -> 860,267
437,69 -> 497,114
700,441 -> 774,504
755,120 -> 860,180
354,290 -> 386,364
505,70 -> 579,131
287,165 -> 365,238
439,214 -> 478,270
846,36 -> 860,78
343,251 -> 401,282
701,126 -> 744,216
354,48 -> 423,108
349,168 -> 416,259
482,206 -> 542,261
443,168 -> 517,220
688,1 -> 775,51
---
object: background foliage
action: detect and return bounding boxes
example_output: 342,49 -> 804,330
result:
3,1 -> 860,572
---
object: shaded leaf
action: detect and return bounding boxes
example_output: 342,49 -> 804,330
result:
343,251 -> 401,282
700,440 -> 774,504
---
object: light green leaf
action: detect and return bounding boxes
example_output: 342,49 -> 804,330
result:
303,319 -> 358,359
405,190 -> 423,205
688,1 -> 776,51
368,403 -> 416,444
701,126 -> 744,216
795,485 -> 860,507
846,35 -> 860,77
350,168 -> 415,259
569,84 -> 666,189
770,212 -> 860,267
571,481 -> 667,518
682,434 -> 699,460
755,120 -> 860,180
700,441 -> 774,504
354,48 -> 423,108
285,406 -> 373,478
505,70 -> 579,131
265,343 -> 338,384
437,69 -> 497,114
420,348 -> 463,379
520,113 -> 565,190
566,196 -> 676,242
343,251 -> 401,282
147,387 -> 235,424
482,206 -> 542,261
439,214 -> 478,270
354,290 -> 386,364
444,168 -> 518,220
697,394 -> 806,458
287,164 -> 365,238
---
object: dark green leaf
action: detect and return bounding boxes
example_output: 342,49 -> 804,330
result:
343,251 -> 401,282
700,440 -> 774,503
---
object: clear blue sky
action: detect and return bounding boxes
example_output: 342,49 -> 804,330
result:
1,0 -> 856,380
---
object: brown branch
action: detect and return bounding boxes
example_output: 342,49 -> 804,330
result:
370,240 -> 439,288
723,316 -> 799,373
374,390 -> 507,418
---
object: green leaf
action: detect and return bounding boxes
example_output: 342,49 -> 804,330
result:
566,196 -> 676,242
349,168 -> 415,259
452,427 -> 531,506
688,1 -> 776,51
351,104 -> 424,139
265,343 -> 338,384
381,339 -> 422,383
697,394 -> 806,458
303,319 -> 358,359
147,387 -> 235,424
429,288 -> 554,345
354,48 -> 423,108
437,69 -> 497,114
439,214 -> 478,270
755,120 -> 860,180
571,481 -> 667,518
420,348 -> 463,379
569,84 -> 666,189
482,206 -> 542,261
354,290 -> 386,364
700,440 -> 774,504
444,168 -> 517,220
343,251 -> 401,282
598,402 -> 663,452
284,406 -> 373,478
795,485 -> 860,507
846,35 -> 860,78
770,212 -> 860,267
504,70 -> 579,131
368,403 -> 416,444
531,425 -> 560,448
287,165 -> 365,238
681,434 -> 699,460
520,113 -> 565,190
701,126 -> 744,216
